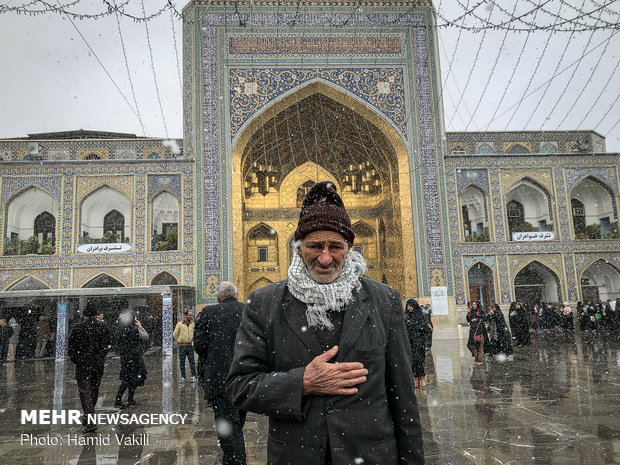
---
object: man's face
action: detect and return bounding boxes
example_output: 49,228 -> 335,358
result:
186,311 -> 193,321
299,230 -> 349,284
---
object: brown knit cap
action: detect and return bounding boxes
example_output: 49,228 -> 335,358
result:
294,181 -> 355,246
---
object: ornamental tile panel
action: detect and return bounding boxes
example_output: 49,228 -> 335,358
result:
2,176 -> 62,204
148,175 -> 182,202
563,254 -> 579,302
456,169 -> 489,194
229,68 -> 407,140
565,167 -> 618,192
76,175 -> 133,201
147,265 -> 182,284
73,266 -> 133,288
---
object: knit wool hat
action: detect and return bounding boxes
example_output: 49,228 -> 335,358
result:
294,181 -> 355,246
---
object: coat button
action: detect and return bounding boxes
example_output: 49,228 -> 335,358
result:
326,404 -> 334,414
319,445 -> 326,453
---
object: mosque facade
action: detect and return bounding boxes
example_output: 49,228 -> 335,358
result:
0,1 -> 618,333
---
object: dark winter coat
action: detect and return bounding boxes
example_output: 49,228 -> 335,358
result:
114,319 -> 148,387
485,307 -> 513,357
227,278 -> 425,465
68,317 -> 111,379
0,323 -> 14,343
466,306 -> 488,355
194,296 -> 244,399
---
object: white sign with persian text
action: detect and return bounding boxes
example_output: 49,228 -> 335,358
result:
512,231 -> 555,241
76,243 -> 131,254
430,286 -> 449,316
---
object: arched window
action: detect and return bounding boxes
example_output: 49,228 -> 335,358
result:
506,144 -> 530,154
352,221 -> 376,260
152,192 -> 179,251
103,210 -> 125,242
571,177 -> 618,240
478,144 -> 493,154
460,185 -> 489,241
297,180 -> 315,207
34,211 -> 55,243
571,198 -> 586,236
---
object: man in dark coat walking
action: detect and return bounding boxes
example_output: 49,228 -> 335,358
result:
194,281 -> 246,465
227,181 -> 425,465
68,301 -> 111,433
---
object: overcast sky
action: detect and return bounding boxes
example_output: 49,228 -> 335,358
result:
1,1 -> 619,152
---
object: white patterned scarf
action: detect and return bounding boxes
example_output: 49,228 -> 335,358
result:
287,250 -> 367,330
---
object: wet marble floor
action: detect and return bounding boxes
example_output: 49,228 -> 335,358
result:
0,331 -> 619,464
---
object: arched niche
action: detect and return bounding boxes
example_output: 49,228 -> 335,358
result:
581,259 -> 620,302
151,191 -> 179,251
82,273 -> 126,288
6,276 -> 50,291
506,179 -> 553,240
247,222 -> 278,265
460,184 -> 489,242
80,186 -> 131,243
5,187 -> 58,244
570,176 -> 618,240
514,261 -> 561,305
231,81 -> 415,300
152,271 -> 178,286
467,262 -> 495,311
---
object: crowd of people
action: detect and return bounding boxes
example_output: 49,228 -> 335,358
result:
463,297 -> 620,363
0,314 -> 56,363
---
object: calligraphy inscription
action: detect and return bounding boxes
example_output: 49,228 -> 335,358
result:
229,36 -> 402,55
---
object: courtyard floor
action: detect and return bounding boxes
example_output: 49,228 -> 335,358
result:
0,331 -> 619,464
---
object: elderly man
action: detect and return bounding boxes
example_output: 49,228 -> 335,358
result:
227,181 -> 425,465
194,282 -> 247,465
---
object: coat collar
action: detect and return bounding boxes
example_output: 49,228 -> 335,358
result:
282,280 -> 371,360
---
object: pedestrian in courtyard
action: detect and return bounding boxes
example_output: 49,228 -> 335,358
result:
509,302 -> 530,346
173,309 -> 197,383
7,318 -> 20,362
114,309 -> 149,408
467,301 -> 487,363
485,303 -> 513,359
227,181 -> 425,464
561,302 -> 574,333
68,301 -> 111,433
404,298 -> 431,388
194,281 -> 247,465
35,315 -> 51,357
0,319 -> 14,363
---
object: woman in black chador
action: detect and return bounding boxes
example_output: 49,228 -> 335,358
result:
404,298 -> 431,388
485,303 -> 513,359
114,309 -> 149,408
466,301 -> 488,363
509,301 -> 531,346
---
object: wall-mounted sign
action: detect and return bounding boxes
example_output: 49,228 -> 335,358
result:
512,231 -> 555,242
430,286 -> 450,316
76,243 -> 131,254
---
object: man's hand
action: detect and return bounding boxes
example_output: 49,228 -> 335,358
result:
302,346 -> 368,396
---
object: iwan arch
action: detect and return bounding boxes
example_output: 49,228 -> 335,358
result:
231,82 -> 417,300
